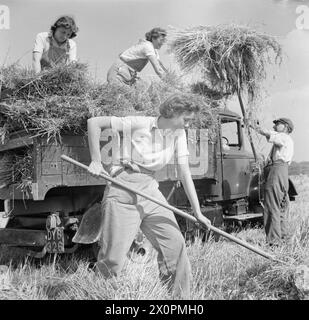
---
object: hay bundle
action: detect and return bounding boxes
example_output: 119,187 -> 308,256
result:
0,148 -> 32,189
0,63 -> 93,142
0,96 -> 94,142
167,24 -> 282,104
0,63 -> 89,100
0,153 -> 13,188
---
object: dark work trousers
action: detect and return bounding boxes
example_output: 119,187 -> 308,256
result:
263,162 -> 289,244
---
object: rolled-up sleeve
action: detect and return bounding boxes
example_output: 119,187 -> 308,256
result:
268,132 -> 285,147
143,42 -> 156,58
33,33 -> 45,53
69,40 -> 77,62
111,116 -> 151,132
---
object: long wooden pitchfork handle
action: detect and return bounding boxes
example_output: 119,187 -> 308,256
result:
61,154 -> 284,264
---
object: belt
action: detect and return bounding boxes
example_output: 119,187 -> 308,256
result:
111,160 -> 154,177
118,57 -> 138,74
266,159 -> 288,167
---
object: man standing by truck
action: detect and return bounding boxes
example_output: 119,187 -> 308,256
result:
252,118 -> 294,246
87,93 -> 211,298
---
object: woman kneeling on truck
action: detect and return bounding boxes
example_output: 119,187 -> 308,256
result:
107,27 -> 167,85
87,93 -> 211,298
32,16 -> 79,73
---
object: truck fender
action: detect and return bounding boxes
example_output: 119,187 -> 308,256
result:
248,172 -> 260,205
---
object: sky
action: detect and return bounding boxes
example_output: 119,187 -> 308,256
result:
0,0 -> 309,161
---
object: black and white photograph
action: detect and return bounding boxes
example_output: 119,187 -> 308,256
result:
0,0 -> 309,306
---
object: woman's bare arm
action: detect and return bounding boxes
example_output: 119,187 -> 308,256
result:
87,116 -> 112,176
148,55 -> 165,78
178,158 -> 211,228
158,60 -> 168,73
32,52 -> 42,74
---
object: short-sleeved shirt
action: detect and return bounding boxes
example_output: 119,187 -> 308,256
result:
33,32 -> 77,63
119,39 -> 159,72
267,131 -> 294,164
109,116 -> 189,172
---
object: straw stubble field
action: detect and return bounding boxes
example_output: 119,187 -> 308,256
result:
0,174 -> 308,300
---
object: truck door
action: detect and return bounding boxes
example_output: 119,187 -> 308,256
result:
220,117 -> 252,200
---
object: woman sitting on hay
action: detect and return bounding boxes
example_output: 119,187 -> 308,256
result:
32,16 -> 79,74
107,27 -> 168,86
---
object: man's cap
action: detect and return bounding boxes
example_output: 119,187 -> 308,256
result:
273,117 -> 294,133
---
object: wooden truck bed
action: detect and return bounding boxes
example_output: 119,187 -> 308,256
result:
0,129 -> 215,201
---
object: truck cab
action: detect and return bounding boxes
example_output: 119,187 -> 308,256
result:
167,109 -> 264,235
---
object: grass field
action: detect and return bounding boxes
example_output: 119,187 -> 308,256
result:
0,175 -> 308,300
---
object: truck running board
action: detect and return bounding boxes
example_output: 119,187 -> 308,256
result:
0,228 -> 46,247
223,213 -> 263,221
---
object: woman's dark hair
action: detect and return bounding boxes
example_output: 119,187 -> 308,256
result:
159,93 -> 200,118
145,27 -> 167,42
51,16 -> 79,39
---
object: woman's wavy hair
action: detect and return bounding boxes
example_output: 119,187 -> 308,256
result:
159,93 -> 200,118
50,16 -> 79,39
145,27 -> 167,42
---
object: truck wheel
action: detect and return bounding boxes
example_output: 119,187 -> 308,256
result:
224,221 -> 242,233
128,235 -> 155,262
237,221 -> 243,228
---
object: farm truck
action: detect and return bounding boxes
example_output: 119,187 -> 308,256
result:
0,108 -> 297,257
